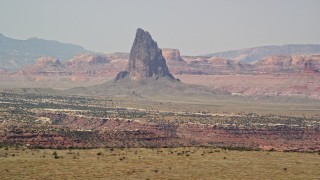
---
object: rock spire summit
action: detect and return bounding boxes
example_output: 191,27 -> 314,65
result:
115,28 -> 175,80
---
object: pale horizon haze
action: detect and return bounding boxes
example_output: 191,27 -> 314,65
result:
0,0 -> 320,55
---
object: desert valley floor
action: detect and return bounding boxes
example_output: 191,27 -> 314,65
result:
0,89 -> 320,179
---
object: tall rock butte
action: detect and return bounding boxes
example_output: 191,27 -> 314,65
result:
115,28 -> 175,80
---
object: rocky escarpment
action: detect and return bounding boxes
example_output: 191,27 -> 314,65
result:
15,57 -> 65,76
12,53 -> 127,78
66,54 -> 110,65
9,53 -> 320,78
2,112 -> 320,151
255,55 -> 320,74
115,28 -> 175,80
64,54 -> 111,77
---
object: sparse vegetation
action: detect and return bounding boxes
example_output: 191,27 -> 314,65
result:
52,151 -> 60,159
1,91 -> 320,178
0,147 -> 319,179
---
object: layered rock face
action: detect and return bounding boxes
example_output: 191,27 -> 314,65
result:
116,28 -> 175,80
13,53 -> 127,78
3,111 -> 320,151
66,54 -> 110,66
162,48 -> 183,61
255,55 -> 320,74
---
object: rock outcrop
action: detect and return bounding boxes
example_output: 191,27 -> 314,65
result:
13,57 -> 64,76
115,28 -> 175,80
20,57 -> 64,75
35,57 -> 62,67
303,60 -> 319,74
162,48 -> 183,61
0,68 -> 7,75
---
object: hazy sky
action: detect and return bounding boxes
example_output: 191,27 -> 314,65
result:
1,0 -> 320,55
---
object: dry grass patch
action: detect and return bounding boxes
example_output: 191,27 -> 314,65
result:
0,147 -> 319,179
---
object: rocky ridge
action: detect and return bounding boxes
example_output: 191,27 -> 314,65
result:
207,44 -> 320,63
0,33 -> 88,70
2,112 -> 319,151
4,52 -> 320,78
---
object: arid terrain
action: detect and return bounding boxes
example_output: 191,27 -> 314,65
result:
1,52 -> 320,98
1,0 -> 320,179
1,90 -> 319,152
1,147 -> 319,179
1,90 -> 320,179
1,28 -> 320,179
1,28 -> 320,151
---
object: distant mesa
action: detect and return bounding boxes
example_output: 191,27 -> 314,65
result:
115,28 -> 175,81
255,55 -> 320,74
67,54 -> 110,65
162,48 -> 184,61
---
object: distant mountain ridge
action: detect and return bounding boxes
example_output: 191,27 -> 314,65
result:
0,33 -> 89,70
206,44 -> 320,63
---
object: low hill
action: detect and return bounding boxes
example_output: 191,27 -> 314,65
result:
67,76 -> 229,100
